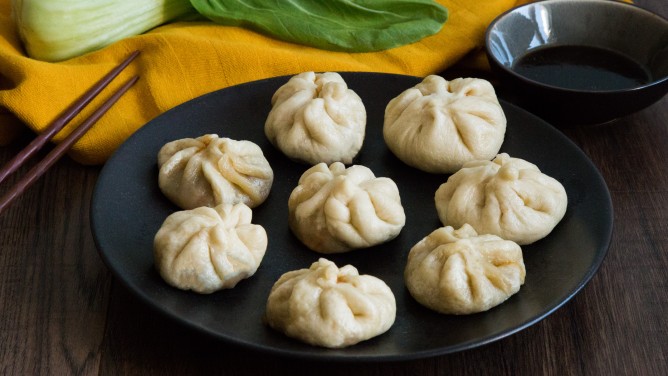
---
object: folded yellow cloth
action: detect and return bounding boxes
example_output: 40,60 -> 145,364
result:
0,0 -> 523,165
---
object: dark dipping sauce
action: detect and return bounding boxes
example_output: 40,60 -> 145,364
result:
512,45 -> 651,91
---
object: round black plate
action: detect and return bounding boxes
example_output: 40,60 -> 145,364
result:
91,72 -> 613,361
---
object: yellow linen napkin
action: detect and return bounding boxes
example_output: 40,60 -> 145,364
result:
0,0 -> 522,165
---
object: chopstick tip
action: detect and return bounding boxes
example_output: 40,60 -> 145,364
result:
128,50 -> 141,61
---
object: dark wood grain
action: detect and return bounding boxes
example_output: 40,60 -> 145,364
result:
0,132 -> 110,375
1,1 -> 666,374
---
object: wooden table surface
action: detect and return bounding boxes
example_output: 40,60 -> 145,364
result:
1,2 -> 666,374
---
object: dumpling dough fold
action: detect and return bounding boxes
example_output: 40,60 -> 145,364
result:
435,153 -> 568,245
265,258 -> 396,348
265,71 -> 366,164
158,134 -> 273,210
289,162 -> 406,253
404,224 -> 525,315
384,75 -> 506,173
153,203 -> 267,294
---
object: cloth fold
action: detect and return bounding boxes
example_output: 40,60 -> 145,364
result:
0,0 -> 523,165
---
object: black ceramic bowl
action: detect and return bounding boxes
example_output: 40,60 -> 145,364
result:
485,0 -> 668,125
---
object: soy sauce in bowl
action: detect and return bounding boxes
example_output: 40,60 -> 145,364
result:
485,0 -> 668,125
512,45 -> 651,91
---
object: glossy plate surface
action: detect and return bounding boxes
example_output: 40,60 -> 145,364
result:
91,73 -> 613,361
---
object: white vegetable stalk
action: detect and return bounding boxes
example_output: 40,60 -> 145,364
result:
12,0 -> 196,62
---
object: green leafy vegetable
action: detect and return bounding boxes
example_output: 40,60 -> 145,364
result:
12,0 -> 447,61
189,0 -> 448,52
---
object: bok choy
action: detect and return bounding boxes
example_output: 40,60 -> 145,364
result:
12,0 -> 448,62
191,0 -> 449,52
12,0 -> 196,61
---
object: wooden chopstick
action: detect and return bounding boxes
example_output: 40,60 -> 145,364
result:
0,50 -> 140,186
0,51 -> 140,214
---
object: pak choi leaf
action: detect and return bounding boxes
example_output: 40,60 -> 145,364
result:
189,0 -> 448,52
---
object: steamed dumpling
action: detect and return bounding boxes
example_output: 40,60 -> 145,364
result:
288,162 -> 406,254
153,203 -> 267,294
158,134 -> 273,210
265,258 -> 396,348
384,75 -> 506,173
435,153 -> 568,245
265,71 -> 366,165
404,224 -> 525,315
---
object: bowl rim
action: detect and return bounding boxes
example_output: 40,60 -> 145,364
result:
484,0 -> 668,94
